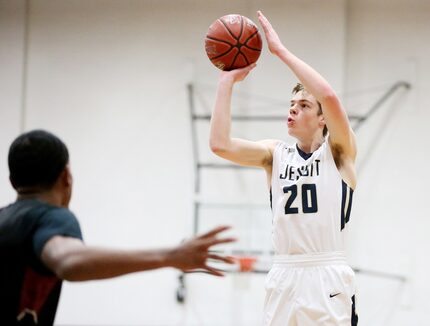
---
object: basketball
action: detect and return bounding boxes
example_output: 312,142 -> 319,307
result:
205,14 -> 262,71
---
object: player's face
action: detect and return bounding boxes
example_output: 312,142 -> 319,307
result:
287,91 -> 322,140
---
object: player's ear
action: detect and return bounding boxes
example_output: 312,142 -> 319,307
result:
64,165 -> 72,188
59,165 -> 73,208
318,115 -> 326,128
56,166 -> 72,190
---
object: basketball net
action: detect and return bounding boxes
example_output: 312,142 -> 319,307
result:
237,256 -> 257,272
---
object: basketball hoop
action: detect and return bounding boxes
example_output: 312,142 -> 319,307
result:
237,256 -> 257,272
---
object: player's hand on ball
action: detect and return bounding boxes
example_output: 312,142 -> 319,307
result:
257,11 -> 285,56
168,225 -> 236,276
220,63 -> 257,83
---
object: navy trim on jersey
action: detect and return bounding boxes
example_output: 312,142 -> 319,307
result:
341,180 -> 354,231
351,295 -> 359,325
296,144 -> 313,160
269,187 -> 273,210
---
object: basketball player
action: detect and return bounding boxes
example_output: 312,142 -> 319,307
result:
209,10 -> 358,326
0,129 -> 235,326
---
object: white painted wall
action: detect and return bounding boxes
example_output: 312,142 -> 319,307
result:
345,1 -> 430,325
0,0 -> 25,203
1,0 -> 428,325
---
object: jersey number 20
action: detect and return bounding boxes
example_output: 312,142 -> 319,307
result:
283,184 -> 318,214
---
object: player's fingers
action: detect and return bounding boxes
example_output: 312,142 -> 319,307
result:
257,11 -> 274,34
198,225 -> 231,239
207,254 -> 236,264
258,11 -> 270,26
247,63 -> 257,71
183,268 -> 210,274
236,63 -> 256,74
205,237 -> 237,248
257,11 -> 269,26
184,269 -> 224,277
257,10 -> 265,20
203,265 -> 225,277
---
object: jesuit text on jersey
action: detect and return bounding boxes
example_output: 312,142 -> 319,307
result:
279,160 -> 321,181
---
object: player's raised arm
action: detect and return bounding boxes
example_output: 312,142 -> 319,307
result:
210,65 -> 278,169
257,10 -> 356,162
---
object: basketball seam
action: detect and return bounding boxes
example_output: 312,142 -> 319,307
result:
230,16 -> 246,69
235,18 -> 256,67
206,36 -> 235,60
206,35 -> 234,46
237,16 -> 249,67
242,52 -> 250,66
238,15 -> 244,43
210,48 -> 234,61
219,18 -> 239,41
219,17 -> 241,70
243,31 -> 262,52
230,51 -> 244,70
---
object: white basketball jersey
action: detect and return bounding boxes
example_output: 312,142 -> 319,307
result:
270,141 -> 354,255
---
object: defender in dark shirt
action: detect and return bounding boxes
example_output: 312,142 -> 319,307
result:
0,130 -> 236,325
0,200 -> 82,325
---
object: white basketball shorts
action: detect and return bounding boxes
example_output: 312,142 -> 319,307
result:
263,252 -> 358,326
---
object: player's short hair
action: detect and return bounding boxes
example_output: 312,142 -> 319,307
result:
292,83 -> 328,137
8,130 -> 69,190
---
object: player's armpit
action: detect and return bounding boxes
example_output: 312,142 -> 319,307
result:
327,127 -> 357,163
329,137 -> 357,189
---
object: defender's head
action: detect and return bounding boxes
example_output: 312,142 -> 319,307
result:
8,130 -> 72,207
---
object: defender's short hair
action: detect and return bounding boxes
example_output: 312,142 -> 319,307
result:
8,130 -> 69,190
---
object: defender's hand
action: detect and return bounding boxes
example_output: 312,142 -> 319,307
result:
168,225 -> 236,276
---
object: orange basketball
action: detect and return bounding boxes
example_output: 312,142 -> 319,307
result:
205,14 -> 262,71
